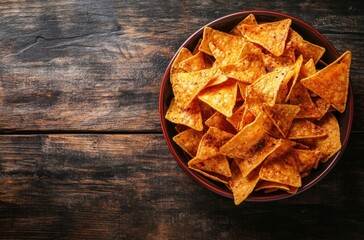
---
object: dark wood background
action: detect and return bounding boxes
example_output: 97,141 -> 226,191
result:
0,0 -> 363,239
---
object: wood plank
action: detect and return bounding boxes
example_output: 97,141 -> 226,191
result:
0,133 -> 363,239
0,1 -> 362,132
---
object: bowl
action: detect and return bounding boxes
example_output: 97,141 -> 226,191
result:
159,10 -> 353,202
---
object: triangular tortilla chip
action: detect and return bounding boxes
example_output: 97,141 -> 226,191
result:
251,66 -> 291,106
313,97 -> 331,120
219,44 -> 266,84
259,149 -> 302,187
300,51 -> 351,113
188,154 -> 232,178
262,103 -> 300,137
193,38 -> 202,55
229,160 -> 260,205
226,105 -> 246,131
173,129 -> 204,157
220,112 -> 281,177
288,119 -> 326,139
313,112 -> 342,162
198,79 -> 238,117
300,58 -> 316,78
294,149 -> 322,177
237,19 -> 292,56
288,81 -> 321,118
199,27 -> 245,63
188,167 -> 229,185
288,29 -> 325,64
230,13 -> 258,36
172,67 -> 217,109
165,99 -> 203,131
179,51 -> 211,72
282,55 -> 304,103
196,127 -> 234,160
255,180 -> 291,192
170,47 -> 193,76
206,67 -> 229,87
262,42 -> 296,72
205,111 -> 236,134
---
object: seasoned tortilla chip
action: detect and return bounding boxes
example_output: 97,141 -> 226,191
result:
179,51 -> 211,72
288,29 -> 325,64
262,103 -> 300,137
198,79 -> 238,117
220,113 -> 281,177
230,14 -> 258,36
188,154 -> 232,178
237,19 -> 292,56
173,129 -> 204,157
199,27 -> 245,64
165,99 -> 203,131
226,105 -> 246,131
229,160 -> 260,205
313,97 -> 331,120
288,119 -> 326,139
172,67 -> 217,109
260,149 -> 302,187
170,47 -> 193,75
196,127 -> 234,160
255,180 -> 290,192
300,58 -> 316,78
294,149 -> 322,177
251,66 -> 291,106
205,111 -> 236,134
301,51 -> 351,113
288,81 -> 321,118
313,112 -> 342,162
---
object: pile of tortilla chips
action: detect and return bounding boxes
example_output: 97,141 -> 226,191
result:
165,14 -> 351,205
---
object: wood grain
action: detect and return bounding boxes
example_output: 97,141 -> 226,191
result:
0,0 -> 362,132
0,133 -> 363,239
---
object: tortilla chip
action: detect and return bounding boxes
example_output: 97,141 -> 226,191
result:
206,67 -> 229,87
300,51 -> 351,113
313,97 -> 331,120
288,29 -> 325,64
300,58 -> 316,78
165,98 -> 203,131
288,81 -> 321,118
205,111 -> 236,134
259,149 -> 302,187
179,51 -> 210,72
237,19 -> 292,56
188,154 -> 232,178
294,149 -> 322,177
245,87 -> 266,116
230,14 -> 258,36
263,42 -> 296,72
282,55 -> 304,103
193,38 -> 203,55
262,103 -> 300,137
220,112 -> 281,177
255,180 -> 290,192
313,112 -> 342,162
219,46 -> 266,83
170,47 -> 193,75
229,160 -> 260,205
226,105 -> 246,131
173,129 -> 204,157
172,67 -> 217,109
196,127 -> 234,160
199,27 -> 245,64
189,167 -> 229,184
251,66 -> 291,106
288,119 -> 326,139
198,79 -> 238,117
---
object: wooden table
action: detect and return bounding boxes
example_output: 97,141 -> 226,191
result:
0,1 -> 363,239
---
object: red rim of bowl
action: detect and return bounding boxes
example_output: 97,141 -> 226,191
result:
159,10 -> 354,202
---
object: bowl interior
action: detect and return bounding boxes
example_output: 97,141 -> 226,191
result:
159,10 -> 353,201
